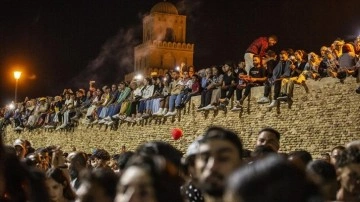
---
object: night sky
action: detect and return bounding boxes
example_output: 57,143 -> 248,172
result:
0,0 -> 359,106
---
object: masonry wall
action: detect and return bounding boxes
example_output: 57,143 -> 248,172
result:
4,78 -> 360,157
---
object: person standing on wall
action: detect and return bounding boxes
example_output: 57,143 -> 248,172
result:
244,35 -> 278,74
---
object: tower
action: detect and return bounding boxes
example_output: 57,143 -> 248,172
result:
125,1 -> 194,81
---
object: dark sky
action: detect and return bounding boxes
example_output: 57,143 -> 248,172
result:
1,0 -> 359,105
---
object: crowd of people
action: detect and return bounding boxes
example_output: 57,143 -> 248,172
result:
0,35 -> 360,132
1,125 -> 360,201
0,35 -> 360,201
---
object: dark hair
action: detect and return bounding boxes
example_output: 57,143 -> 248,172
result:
288,150 -> 313,166
287,48 -> 295,56
251,145 -> 276,159
227,155 -> 321,202
331,145 -> 345,153
336,146 -> 360,168
79,168 -> 118,200
117,151 -> 135,170
2,150 -> 50,202
258,127 -> 281,141
124,155 -> 184,202
266,50 -> 277,58
46,168 -> 76,200
201,126 -> 243,158
306,160 -> 337,183
70,152 -> 88,167
92,149 -> 110,161
192,74 -> 200,81
144,77 -> 153,85
136,141 -> 183,169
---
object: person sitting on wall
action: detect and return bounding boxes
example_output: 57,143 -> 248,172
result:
238,55 -> 267,106
218,62 -> 236,106
267,50 -> 292,108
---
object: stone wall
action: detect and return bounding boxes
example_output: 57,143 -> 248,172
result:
4,77 -> 360,158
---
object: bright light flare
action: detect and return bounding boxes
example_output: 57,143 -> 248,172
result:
8,103 -> 15,109
14,71 -> 22,80
175,66 -> 180,71
134,74 -> 143,80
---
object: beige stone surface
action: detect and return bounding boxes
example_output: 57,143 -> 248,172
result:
4,78 -> 360,158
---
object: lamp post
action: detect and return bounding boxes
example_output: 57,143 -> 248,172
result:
14,71 -> 22,103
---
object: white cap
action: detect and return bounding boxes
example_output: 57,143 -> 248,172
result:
186,136 -> 203,157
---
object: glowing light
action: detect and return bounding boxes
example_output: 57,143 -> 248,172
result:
14,71 -> 22,80
9,103 -> 15,109
134,74 -> 143,80
175,66 -> 180,71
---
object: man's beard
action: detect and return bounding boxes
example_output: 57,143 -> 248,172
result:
200,172 -> 225,197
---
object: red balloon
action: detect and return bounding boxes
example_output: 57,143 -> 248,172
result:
171,128 -> 183,140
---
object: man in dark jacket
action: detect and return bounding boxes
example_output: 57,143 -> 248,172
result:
268,50 -> 291,108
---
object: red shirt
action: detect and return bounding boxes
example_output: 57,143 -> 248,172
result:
191,81 -> 200,93
246,37 -> 269,57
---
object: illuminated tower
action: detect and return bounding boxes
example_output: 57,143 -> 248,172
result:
126,1 -> 194,80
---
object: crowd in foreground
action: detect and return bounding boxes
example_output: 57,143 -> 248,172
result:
1,125 -> 360,202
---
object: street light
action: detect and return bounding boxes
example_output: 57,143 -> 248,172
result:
14,71 -> 22,103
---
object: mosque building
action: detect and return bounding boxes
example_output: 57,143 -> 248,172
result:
125,1 -> 194,81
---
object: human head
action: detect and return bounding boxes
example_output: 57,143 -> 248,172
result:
110,84 -> 117,92
143,77 -> 152,86
251,145 -> 276,161
306,160 -> 338,201
225,155 -> 320,202
211,66 -> 219,76
320,46 -> 328,57
76,168 -> 118,202
320,153 -> 331,163
343,43 -> 355,54
188,66 -> 195,77
195,126 -> 243,198
256,127 -> 280,152
66,152 -> 88,182
136,141 -> 183,171
330,145 -> 345,166
205,68 -> 212,76
288,150 -> 313,170
223,62 -> 233,73
279,50 -> 289,61
171,71 -> 180,80
129,81 -> 137,90
45,168 -> 76,202
182,70 -> 189,79
268,35 -> 278,46
336,146 -> 360,196
252,55 -> 261,67
294,50 -> 304,61
37,148 -> 50,171
13,139 -> 27,159
118,82 -> 126,91
191,74 -> 199,82
90,149 -> 110,169
116,151 -> 135,175
333,39 -> 345,50
265,50 -> 277,60
115,155 -> 183,202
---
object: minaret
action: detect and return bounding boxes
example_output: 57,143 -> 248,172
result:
125,1 -> 194,81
